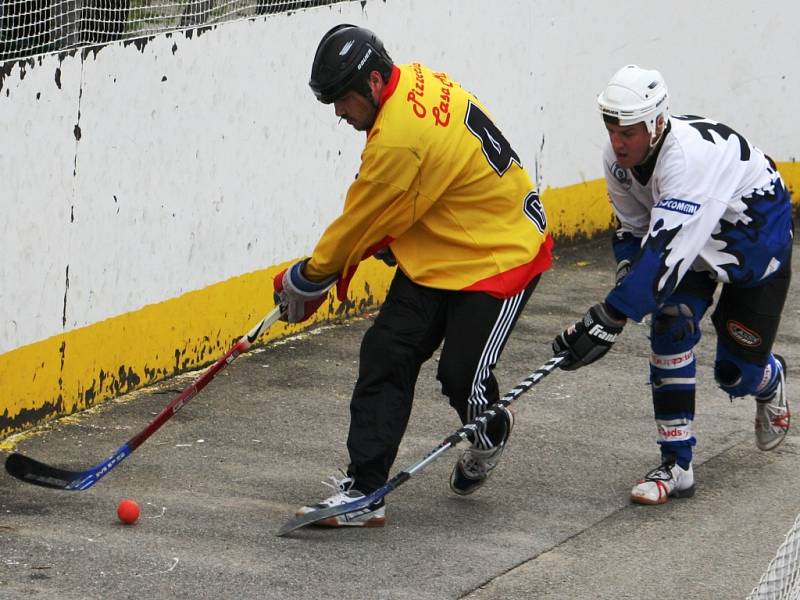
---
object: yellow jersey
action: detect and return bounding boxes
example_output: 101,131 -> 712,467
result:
306,63 -> 553,300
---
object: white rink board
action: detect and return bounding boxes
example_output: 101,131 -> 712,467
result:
2,0 -> 798,353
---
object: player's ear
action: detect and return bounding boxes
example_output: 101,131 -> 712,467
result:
654,115 -> 666,138
367,70 -> 385,102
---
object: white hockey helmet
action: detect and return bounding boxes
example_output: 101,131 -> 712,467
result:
598,64 -> 669,140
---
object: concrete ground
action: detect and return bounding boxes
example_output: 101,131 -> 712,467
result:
1,236 -> 798,600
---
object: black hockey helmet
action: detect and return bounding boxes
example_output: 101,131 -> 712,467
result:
309,24 -> 394,104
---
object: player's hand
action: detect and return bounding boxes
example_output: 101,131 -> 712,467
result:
552,302 -> 626,370
374,246 -> 397,267
273,260 -> 337,323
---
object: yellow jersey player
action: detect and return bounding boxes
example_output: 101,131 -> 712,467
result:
273,24 -> 552,528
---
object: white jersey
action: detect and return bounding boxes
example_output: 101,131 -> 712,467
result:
603,116 -> 793,321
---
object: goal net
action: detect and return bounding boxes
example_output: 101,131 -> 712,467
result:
748,513 -> 800,600
0,0 -> 354,61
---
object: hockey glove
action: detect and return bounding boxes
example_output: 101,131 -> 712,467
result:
273,260 -> 337,323
374,246 -> 397,267
552,302 -> 626,370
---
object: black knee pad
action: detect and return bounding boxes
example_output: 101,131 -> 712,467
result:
714,359 -> 742,387
651,303 -> 701,352
714,345 -> 771,397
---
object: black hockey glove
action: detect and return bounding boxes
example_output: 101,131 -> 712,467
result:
374,246 -> 397,267
553,302 -> 626,371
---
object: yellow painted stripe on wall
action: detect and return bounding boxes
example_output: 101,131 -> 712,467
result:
1,163 -> 797,439
0,259 -> 392,438
541,178 -> 614,239
779,161 -> 800,198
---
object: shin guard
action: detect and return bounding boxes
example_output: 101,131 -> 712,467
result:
650,303 -> 703,467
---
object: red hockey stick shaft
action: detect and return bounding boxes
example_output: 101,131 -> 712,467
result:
127,305 -> 283,451
6,305 -> 283,490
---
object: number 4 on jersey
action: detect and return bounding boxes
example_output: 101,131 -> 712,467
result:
465,101 -> 521,176
465,101 -> 545,232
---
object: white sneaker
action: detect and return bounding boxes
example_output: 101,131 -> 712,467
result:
450,406 -> 514,495
295,474 -> 385,528
630,460 -> 695,505
755,355 -> 790,451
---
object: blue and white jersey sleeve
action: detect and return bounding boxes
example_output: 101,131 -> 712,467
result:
605,116 -> 793,322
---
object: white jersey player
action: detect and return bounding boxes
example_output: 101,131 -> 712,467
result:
553,64 -> 793,505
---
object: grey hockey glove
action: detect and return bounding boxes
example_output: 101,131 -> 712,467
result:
552,302 -> 626,370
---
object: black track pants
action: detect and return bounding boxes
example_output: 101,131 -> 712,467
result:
346,269 -> 539,494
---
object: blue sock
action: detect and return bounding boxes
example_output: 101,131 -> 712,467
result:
663,449 -> 692,470
756,355 -> 782,400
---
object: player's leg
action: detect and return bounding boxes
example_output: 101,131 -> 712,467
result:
631,271 -> 716,505
711,259 -> 792,451
296,270 -> 447,527
439,276 -> 540,495
347,271 -> 448,491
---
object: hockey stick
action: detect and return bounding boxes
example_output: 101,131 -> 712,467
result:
5,306 -> 283,491
276,353 -> 566,536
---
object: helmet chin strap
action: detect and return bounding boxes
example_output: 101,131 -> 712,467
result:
643,133 -> 662,157
649,128 -> 666,148
634,136 -> 661,167
641,118 -> 668,162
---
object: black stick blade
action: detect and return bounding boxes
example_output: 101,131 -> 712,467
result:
5,453 -> 82,490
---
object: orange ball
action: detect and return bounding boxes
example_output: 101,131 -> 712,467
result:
117,499 -> 140,525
